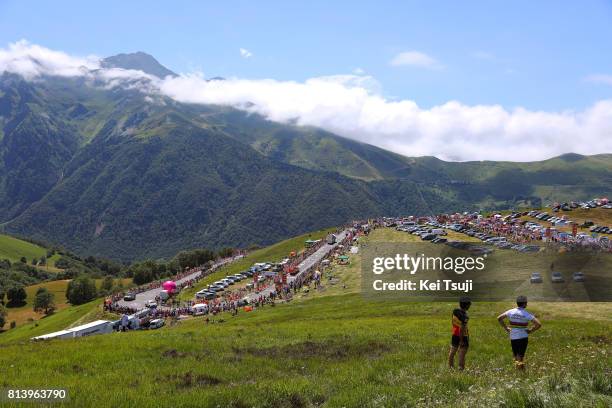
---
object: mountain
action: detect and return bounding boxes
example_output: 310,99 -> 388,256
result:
100,52 -> 177,78
0,57 -> 610,261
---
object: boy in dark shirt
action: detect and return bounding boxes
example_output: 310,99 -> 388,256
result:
448,297 -> 471,370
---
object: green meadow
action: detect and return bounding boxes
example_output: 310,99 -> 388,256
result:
0,234 -> 60,270
0,227 -> 610,407
0,295 -> 610,407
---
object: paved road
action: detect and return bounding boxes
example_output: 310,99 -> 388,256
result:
116,230 -> 348,309
115,256 -> 238,309
243,230 -> 349,302
296,230 -> 348,276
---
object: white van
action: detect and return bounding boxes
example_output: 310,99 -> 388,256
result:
193,304 -> 209,316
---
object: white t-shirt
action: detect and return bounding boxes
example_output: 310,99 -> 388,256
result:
504,307 -> 535,340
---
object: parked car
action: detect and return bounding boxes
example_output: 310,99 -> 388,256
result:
521,245 -> 541,253
551,272 -> 565,283
145,300 -> 157,308
149,319 -> 165,329
431,237 -> 448,243
196,290 -> 213,299
123,292 -> 136,301
572,272 -> 585,282
530,272 -> 543,283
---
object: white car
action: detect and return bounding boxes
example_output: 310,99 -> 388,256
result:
145,300 -> 157,308
149,319 -> 165,329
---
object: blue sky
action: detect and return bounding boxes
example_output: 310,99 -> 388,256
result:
1,0 -> 611,110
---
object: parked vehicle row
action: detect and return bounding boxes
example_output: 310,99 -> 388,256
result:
396,223 -> 447,243
194,261 -> 283,300
549,198 -> 609,211
528,210 -> 611,235
530,271 -> 585,283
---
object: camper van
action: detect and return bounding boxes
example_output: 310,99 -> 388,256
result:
326,234 -> 337,245
192,303 -> 209,316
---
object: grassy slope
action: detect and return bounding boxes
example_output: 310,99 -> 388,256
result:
0,300 -> 101,343
0,234 -> 60,271
0,295 -> 609,407
0,227 -> 610,407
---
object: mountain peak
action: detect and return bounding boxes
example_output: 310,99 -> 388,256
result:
101,52 -> 177,79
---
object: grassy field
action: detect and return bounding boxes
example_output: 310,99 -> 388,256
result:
0,233 -> 62,272
0,227 -> 610,407
0,295 -> 609,407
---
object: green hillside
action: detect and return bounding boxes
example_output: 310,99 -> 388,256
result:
0,225 -> 610,407
1,296 -> 610,408
0,69 -> 610,261
0,234 -> 49,265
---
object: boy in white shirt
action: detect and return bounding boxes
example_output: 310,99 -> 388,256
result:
497,295 -> 542,370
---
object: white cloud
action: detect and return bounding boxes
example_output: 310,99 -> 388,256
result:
352,67 -> 365,75
239,48 -> 253,59
0,40 -> 99,79
1,41 -> 612,162
585,74 -> 612,86
389,51 -> 441,69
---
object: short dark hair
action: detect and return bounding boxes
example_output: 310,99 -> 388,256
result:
459,296 -> 471,309
516,295 -> 528,307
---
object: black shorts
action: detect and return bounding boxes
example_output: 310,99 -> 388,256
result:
451,335 -> 469,348
511,337 -> 528,357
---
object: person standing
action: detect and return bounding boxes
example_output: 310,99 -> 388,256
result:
448,297 -> 471,370
497,295 -> 542,370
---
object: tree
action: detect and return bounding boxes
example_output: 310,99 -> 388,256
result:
100,275 -> 114,293
217,247 -> 234,259
19,257 -> 27,264
33,287 -> 55,315
66,276 -> 97,305
6,285 -> 27,306
0,304 -> 6,329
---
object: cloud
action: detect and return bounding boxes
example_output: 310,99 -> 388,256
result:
1,41 -> 612,162
352,67 -> 365,75
239,48 -> 253,59
389,51 -> 441,69
585,74 -> 612,86
0,40 -> 99,79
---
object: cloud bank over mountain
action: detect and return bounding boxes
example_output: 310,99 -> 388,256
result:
1,40 -> 611,162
